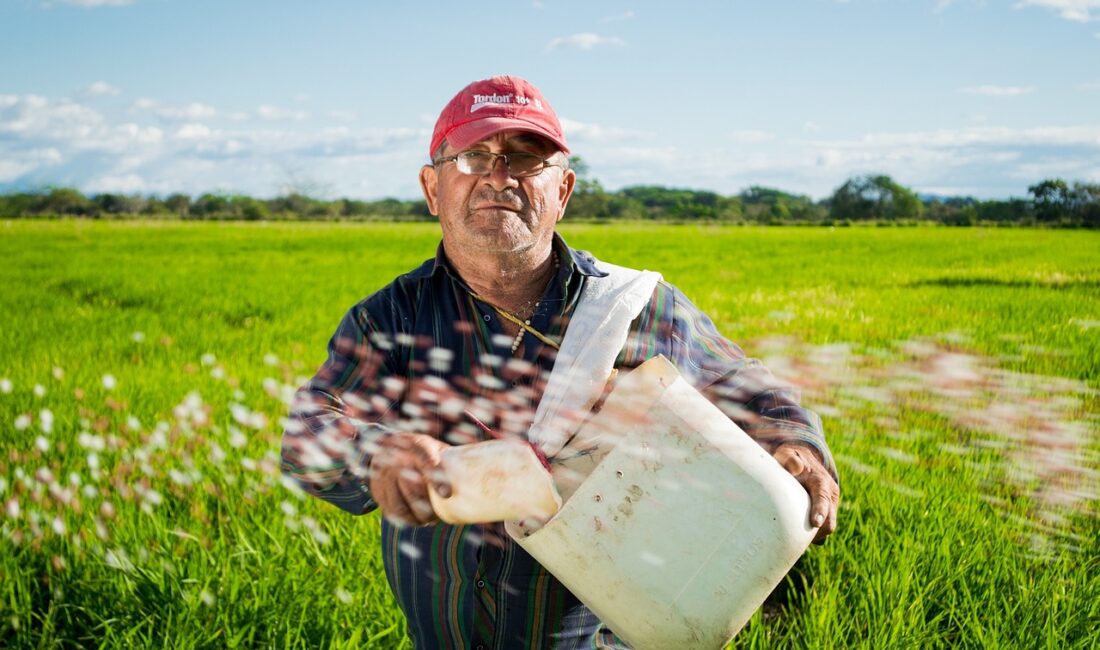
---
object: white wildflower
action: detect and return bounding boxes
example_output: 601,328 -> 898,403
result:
39,409 -> 54,434
51,517 -> 66,536
79,433 -> 106,451
200,353 -> 216,366
52,367 -> 64,380
104,548 -> 133,572
14,415 -> 31,431
143,490 -> 163,507
131,331 -> 145,342
101,375 -> 117,391
229,426 -> 248,449
209,443 -> 226,464
263,353 -> 279,366
35,436 -> 49,452
34,384 -> 46,397
335,588 -> 352,604
126,416 -> 141,431
148,429 -> 167,450
0,378 -> 11,393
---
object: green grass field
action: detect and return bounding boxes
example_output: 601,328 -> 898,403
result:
1,220 -> 1098,648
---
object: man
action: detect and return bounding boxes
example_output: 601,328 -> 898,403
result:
281,75 -> 839,649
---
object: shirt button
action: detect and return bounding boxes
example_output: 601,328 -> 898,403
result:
476,580 -> 486,588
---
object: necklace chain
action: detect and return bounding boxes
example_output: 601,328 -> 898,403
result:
469,251 -> 561,354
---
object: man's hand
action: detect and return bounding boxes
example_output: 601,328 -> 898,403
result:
771,443 -> 839,543
369,433 -> 452,526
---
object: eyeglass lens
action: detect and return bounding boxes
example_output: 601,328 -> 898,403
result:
458,151 -> 545,177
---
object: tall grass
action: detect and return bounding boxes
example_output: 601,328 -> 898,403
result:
1,220 -> 1097,648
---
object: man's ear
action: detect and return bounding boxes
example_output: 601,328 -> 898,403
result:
419,164 -> 440,216
556,167 -> 576,223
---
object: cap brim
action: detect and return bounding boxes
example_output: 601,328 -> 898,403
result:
444,117 -> 570,155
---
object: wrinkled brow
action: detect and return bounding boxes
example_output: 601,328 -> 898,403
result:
507,133 -> 555,153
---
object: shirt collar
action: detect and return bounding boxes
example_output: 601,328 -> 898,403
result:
409,232 -> 609,281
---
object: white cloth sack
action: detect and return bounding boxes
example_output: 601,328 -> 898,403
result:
527,262 -> 661,458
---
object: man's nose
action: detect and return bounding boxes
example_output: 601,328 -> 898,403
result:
484,155 -> 520,192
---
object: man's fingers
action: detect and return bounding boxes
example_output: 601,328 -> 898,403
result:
369,433 -> 453,525
396,469 -> 437,526
803,472 -> 839,542
771,443 -> 840,542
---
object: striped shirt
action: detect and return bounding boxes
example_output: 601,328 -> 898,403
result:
281,234 -> 836,649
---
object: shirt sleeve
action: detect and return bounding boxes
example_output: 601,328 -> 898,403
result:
280,304 -> 402,515
625,282 -> 839,482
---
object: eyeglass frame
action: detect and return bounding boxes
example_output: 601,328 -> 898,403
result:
431,150 -> 565,178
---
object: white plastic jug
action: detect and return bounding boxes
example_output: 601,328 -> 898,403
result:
506,355 -> 817,650
428,437 -> 562,525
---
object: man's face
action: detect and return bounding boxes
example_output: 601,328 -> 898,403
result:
419,131 -> 576,256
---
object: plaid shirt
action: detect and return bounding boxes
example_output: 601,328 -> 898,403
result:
281,234 -> 836,649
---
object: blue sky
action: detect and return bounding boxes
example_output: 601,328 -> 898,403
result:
1,0 -> 1098,200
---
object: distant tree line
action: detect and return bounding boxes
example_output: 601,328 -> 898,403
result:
2,163 -> 1098,227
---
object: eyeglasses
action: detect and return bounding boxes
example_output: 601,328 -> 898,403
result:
432,150 -> 562,178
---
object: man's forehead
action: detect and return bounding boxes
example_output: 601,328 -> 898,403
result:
465,131 -> 556,151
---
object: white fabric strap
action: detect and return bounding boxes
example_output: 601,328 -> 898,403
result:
527,261 -> 662,458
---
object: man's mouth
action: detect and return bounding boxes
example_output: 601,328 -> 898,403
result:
474,203 -> 523,213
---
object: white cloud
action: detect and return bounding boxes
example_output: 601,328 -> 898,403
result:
158,102 -> 217,121
803,121 -> 822,132
576,123 -> 1100,200
959,85 -> 1036,96
602,10 -> 635,22
175,123 -> 212,140
0,92 -> 427,198
257,105 -> 310,121
545,33 -> 626,51
131,98 -> 217,121
4,92 -> 1097,202
730,129 -> 776,144
1014,0 -> 1100,22
85,173 -> 145,193
82,81 -> 121,97
558,118 -> 652,143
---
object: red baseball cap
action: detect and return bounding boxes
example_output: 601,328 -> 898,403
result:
429,75 -> 570,159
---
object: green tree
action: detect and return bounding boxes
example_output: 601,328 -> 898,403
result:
165,193 -> 191,218
828,175 -> 923,221
1028,179 -> 1072,223
35,188 -> 95,216
1069,181 -> 1100,228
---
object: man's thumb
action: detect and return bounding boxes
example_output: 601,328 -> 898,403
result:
777,447 -> 807,476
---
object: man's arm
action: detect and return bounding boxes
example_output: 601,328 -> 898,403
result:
280,306 -> 396,515
624,282 -> 840,540
280,304 -> 453,524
